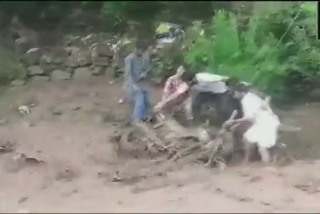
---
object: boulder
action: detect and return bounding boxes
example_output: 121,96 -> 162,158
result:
22,48 -> 42,65
77,55 -> 91,67
39,63 -> 60,75
51,69 -> 71,80
11,79 -> 26,86
65,56 -> 78,67
27,65 -> 44,76
30,76 -> 50,82
65,67 -> 74,73
40,54 -> 53,64
92,56 -> 110,67
51,47 -> 69,65
66,47 -> 92,67
73,67 -> 92,79
91,42 -> 113,57
91,67 -> 105,76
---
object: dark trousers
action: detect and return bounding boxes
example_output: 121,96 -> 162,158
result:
191,91 -> 243,124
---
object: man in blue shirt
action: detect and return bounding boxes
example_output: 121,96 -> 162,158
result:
123,41 -> 152,121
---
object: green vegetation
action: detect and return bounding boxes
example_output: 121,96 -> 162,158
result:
0,1 -> 318,100
183,2 -> 319,98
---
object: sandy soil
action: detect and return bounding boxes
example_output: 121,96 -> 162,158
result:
0,76 -> 320,213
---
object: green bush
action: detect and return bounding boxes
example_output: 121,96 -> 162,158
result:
0,46 -> 27,84
183,2 -> 319,98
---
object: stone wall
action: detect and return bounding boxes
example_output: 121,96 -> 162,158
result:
11,32 -> 135,86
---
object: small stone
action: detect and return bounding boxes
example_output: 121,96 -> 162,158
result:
70,105 -> 81,111
50,107 -> 62,115
18,197 -> 28,203
11,79 -> 26,86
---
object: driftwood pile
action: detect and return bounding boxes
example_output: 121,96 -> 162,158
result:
109,111 -> 238,182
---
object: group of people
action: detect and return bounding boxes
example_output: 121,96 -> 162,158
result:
123,41 -> 282,164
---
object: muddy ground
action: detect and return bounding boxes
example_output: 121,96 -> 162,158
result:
0,76 -> 320,212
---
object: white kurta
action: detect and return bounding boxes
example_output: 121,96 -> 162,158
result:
193,73 -> 228,94
241,92 -> 280,148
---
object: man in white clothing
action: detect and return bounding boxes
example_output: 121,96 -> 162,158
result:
225,83 -> 280,163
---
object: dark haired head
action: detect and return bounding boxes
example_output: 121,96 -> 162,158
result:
180,72 -> 194,83
225,76 -> 240,87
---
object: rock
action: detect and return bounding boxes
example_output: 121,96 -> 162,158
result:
51,69 -> 71,80
27,65 -> 44,76
50,106 -> 62,115
15,37 -> 31,56
65,67 -> 74,73
51,47 -> 69,65
40,55 -> 53,64
92,56 -> 110,66
11,79 -> 26,86
65,46 -> 80,56
18,196 -> 29,203
77,56 -> 91,67
91,42 -> 113,57
23,48 -> 42,65
39,63 -> 59,75
30,76 -> 50,82
91,67 -> 105,76
65,56 -> 78,67
70,105 -> 81,111
73,67 -> 92,79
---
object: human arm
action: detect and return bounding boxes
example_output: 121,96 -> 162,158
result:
154,82 -> 189,111
125,55 -> 139,90
161,77 -> 173,101
139,52 -> 152,80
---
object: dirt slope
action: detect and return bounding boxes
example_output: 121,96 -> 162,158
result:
0,77 -> 320,213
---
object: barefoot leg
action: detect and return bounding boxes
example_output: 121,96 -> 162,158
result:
241,139 -> 251,165
258,145 -> 270,163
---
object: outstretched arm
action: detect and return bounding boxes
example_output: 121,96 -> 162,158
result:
154,83 -> 189,110
125,56 -> 139,90
162,77 -> 173,100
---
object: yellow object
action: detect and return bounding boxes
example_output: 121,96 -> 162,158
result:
156,23 -> 171,34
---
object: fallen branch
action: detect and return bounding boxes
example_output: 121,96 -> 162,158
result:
205,110 -> 237,167
113,110 -> 238,182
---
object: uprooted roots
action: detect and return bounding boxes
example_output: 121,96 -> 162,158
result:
109,111 -> 238,183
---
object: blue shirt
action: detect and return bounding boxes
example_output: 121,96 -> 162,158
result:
123,52 -> 151,101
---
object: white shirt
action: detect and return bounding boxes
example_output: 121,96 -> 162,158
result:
241,92 -> 264,120
192,73 -> 251,94
193,73 -> 228,94
241,92 -> 280,148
